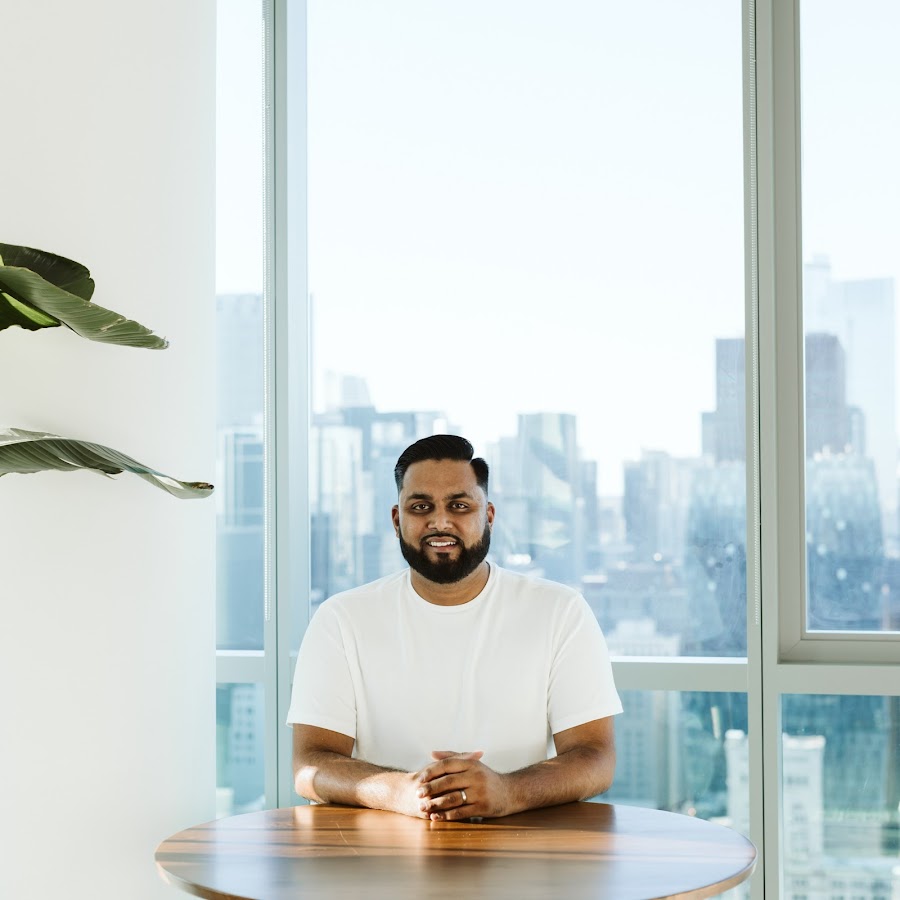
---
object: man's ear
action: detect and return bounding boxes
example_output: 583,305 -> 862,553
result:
487,501 -> 495,527
391,505 -> 400,536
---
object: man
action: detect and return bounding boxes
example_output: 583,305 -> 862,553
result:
288,434 -> 621,821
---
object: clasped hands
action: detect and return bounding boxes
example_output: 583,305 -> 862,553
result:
412,749 -> 509,821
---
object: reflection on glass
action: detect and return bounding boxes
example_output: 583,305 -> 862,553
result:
781,695 -> 900,900
306,0 -> 747,657
216,683 -> 266,818
800,2 -> 900,633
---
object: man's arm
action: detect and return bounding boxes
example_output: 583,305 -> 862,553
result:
293,724 -> 423,817
417,716 -> 615,821
293,724 -> 485,818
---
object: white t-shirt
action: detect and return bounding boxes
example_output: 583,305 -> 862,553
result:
286,565 -> 622,774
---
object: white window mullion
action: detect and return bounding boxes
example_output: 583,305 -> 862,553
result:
756,0 -> 797,894
270,0 -> 311,810
263,0 -> 280,812
216,650 -> 266,684
612,659 -> 747,694
743,0 -> 766,895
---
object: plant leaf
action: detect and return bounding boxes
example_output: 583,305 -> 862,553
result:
0,242 -> 96,333
0,266 -> 168,348
0,428 -> 213,499
1,290 -> 59,329
0,243 -> 96,300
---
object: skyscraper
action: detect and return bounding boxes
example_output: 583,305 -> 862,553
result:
216,293 -> 265,650
804,257 -> 897,546
704,338 -> 746,464
310,387 -> 454,599
699,331 -> 884,638
489,412 -> 591,584
623,450 -> 702,565
805,332 -> 851,456
806,456 -> 883,631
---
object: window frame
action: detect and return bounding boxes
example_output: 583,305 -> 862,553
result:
757,0 -> 900,893
761,0 -> 900,666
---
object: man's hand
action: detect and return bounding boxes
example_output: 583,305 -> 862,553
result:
416,750 -> 511,821
295,724 -> 440,819
415,719 -> 616,821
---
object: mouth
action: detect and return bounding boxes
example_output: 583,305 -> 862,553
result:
423,536 -> 459,549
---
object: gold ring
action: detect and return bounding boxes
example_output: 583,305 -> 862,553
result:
460,789 -> 468,804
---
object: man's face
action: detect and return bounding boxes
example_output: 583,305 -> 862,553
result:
392,459 -> 495,585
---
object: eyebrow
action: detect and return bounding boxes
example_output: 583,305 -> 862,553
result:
406,491 -> 477,502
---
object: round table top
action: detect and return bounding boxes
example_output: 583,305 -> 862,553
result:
155,801 -> 757,900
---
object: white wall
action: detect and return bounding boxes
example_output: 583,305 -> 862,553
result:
0,2 -> 216,898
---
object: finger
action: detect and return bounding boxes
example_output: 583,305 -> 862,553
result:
417,773 -> 461,798
419,755 -> 482,784
420,788 -> 468,814
434,806 -> 480,822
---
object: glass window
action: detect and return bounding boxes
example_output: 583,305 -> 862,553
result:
216,683 -> 266,817
604,691 -> 749,832
781,695 -> 900,899
306,0 -> 745,656
216,0 -> 266,651
800,1 -> 900,634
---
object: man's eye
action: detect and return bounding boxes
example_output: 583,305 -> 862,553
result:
411,503 -> 430,511
451,503 -> 468,510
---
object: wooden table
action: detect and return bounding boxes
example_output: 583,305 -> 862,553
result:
155,802 -> 757,900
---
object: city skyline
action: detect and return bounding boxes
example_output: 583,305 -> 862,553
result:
215,282 -> 900,655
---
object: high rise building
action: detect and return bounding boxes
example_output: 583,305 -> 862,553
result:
805,332 -> 851,455
704,338 -> 746,463
216,293 -> 265,650
684,460 -> 747,654
310,421 -> 370,603
216,684 -> 265,815
727,728 -> 900,900
603,621 -> 680,809
804,257 -> 897,546
623,450 -> 704,565
805,456 -> 883,630
216,426 -> 265,649
489,413 -> 592,584
582,561 -> 689,640
216,293 -> 264,427
699,332 -> 885,640
309,386 -> 454,600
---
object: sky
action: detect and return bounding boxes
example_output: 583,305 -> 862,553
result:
217,0 -> 900,495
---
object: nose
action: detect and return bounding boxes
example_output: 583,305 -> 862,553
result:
427,510 -> 453,532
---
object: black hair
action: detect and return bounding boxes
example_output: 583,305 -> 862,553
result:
394,434 -> 489,494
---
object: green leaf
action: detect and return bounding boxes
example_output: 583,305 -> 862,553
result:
0,243 -> 96,300
1,290 -> 59,328
0,265 -> 168,348
0,428 -> 214,499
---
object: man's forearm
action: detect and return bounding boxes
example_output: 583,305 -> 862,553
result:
295,749 -> 416,813
502,745 -> 614,815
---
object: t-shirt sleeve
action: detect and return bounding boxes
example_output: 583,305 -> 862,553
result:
285,602 -> 357,739
547,594 -> 623,735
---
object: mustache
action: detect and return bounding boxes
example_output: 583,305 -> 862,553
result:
421,533 -> 457,544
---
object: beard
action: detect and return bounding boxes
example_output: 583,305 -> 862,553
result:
399,522 -> 492,585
